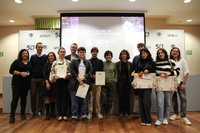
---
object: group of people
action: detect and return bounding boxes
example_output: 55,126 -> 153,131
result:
9,42 -> 191,126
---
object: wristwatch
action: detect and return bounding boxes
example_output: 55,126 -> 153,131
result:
181,81 -> 186,85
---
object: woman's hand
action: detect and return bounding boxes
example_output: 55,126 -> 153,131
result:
46,82 -> 50,90
21,72 -> 28,78
180,84 -> 185,90
160,73 -> 166,78
144,69 -> 148,74
165,72 -> 171,77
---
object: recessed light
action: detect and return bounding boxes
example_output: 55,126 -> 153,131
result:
15,0 -> 22,3
184,0 -> 191,3
129,0 -> 136,2
187,19 -> 192,22
72,0 -> 78,2
9,20 -> 15,23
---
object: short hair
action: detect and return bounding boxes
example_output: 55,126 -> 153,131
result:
91,47 -> 99,53
58,47 -> 66,53
170,47 -> 181,61
104,50 -> 113,59
46,52 -> 57,63
78,47 -> 86,52
36,42 -> 43,48
17,49 -> 29,61
137,43 -> 146,48
118,49 -> 130,60
71,43 -> 78,48
138,48 -> 153,63
156,48 -> 168,62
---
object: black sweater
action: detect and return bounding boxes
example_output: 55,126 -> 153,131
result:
136,59 -> 156,73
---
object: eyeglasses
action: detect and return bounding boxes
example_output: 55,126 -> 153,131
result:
158,52 -> 164,55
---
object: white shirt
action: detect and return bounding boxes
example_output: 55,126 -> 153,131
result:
78,60 -> 86,77
174,58 -> 189,82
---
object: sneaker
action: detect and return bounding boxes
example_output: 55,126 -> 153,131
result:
146,123 -> 151,126
124,113 -> 129,118
82,117 -> 89,124
154,120 -> 162,126
87,113 -> 92,119
29,112 -> 35,119
119,113 -> 124,117
180,117 -> 191,125
46,114 -> 50,121
131,112 -> 140,116
170,114 -> 179,121
71,118 -> 77,124
163,119 -> 168,125
97,113 -> 103,119
141,122 -> 145,126
38,112 -> 42,118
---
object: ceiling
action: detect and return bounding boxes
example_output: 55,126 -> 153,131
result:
0,0 -> 200,26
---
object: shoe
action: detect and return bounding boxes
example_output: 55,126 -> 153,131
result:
82,117 -> 89,124
146,123 -> 151,126
9,115 -> 15,124
38,112 -> 42,118
154,120 -> 162,126
87,113 -> 92,119
57,116 -> 62,121
51,112 -> 56,118
131,112 -> 140,116
180,117 -> 191,125
97,113 -> 103,119
21,114 -> 26,120
124,113 -> 129,118
29,112 -> 35,119
63,116 -> 68,121
163,119 -> 168,125
119,113 -> 124,117
141,122 -> 145,126
170,114 -> 179,121
46,114 -> 50,121
71,118 -> 77,124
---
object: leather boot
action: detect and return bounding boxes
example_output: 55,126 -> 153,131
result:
9,114 -> 15,124
51,102 -> 56,118
45,103 -> 50,120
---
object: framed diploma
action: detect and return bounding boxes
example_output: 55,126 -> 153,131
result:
155,76 -> 178,91
76,83 -> 89,98
57,65 -> 67,78
95,71 -> 105,85
132,73 -> 156,89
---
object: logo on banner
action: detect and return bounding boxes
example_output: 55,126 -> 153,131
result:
43,45 -> 48,50
167,34 -> 178,37
145,32 -> 150,37
40,34 -> 51,38
55,32 -> 60,38
155,44 -> 164,49
156,32 -> 162,37
147,46 -> 151,49
28,33 -> 34,38
53,46 -> 59,49
171,44 -> 176,48
26,45 -> 47,50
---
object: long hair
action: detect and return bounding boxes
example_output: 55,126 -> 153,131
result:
138,48 -> 153,63
170,47 -> 181,61
156,48 -> 168,62
17,49 -> 29,61
118,49 -> 130,60
46,52 -> 57,63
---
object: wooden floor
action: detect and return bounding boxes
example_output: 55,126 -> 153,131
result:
0,112 -> 200,133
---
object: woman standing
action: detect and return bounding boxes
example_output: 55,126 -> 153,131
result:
155,48 -> 180,126
135,48 -> 155,126
101,50 -> 118,118
9,49 -> 32,123
169,47 -> 191,125
42,52 -> 57,120
50,47 -> 71,121
116,50 -> 133,117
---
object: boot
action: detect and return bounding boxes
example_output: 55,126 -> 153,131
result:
9,114 -> 15,124
45,103 -> 50,120
51,102 -> 56,118
102,104 -> 107,117
21,110 -> 26,120
106,104 -> 112,118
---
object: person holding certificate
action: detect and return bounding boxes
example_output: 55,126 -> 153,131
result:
169,47 -> 191,125
155,48 -> 180,126
50,47 -> 71,121
68,47 -> 93,124
101,50 -> 118,118
116,50 -> 133,118
135,48 -> 155,126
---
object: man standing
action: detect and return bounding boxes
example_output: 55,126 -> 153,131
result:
131,43 -> 146,116
87,47 -> 103,119
65,43 -> 78,61
30,42 -> 47,118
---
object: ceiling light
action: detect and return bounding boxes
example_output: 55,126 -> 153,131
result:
129,0 -> 136,2
9,20 -> 15,23
184,0 -> 191,3
72,0 -> 78,2
187,19 -> 192,22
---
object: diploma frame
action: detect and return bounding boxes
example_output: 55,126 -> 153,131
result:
155,76 -> 178,91
95,71 -> 105,85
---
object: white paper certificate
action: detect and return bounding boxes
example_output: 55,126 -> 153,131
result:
76,83 -> 90,98
95,71 -> 105,85
57,65 -> 67,78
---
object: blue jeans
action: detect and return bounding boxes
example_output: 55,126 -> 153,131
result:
156,91 -> 173,121
172,84 -> 187,117
69,90 -> 88,119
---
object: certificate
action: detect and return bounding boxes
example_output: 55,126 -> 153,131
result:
95,71 -> 105,85
57,65 -> 67,78
76,83 -> 89,98
155,76 -> 178,91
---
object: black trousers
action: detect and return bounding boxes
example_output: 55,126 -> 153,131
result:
54,79 -> 68,116
117,77 -> 131,114
138,89 -> 152,123
11,87 -> 29,115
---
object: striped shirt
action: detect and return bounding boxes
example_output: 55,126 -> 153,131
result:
156,59 -> 180,76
